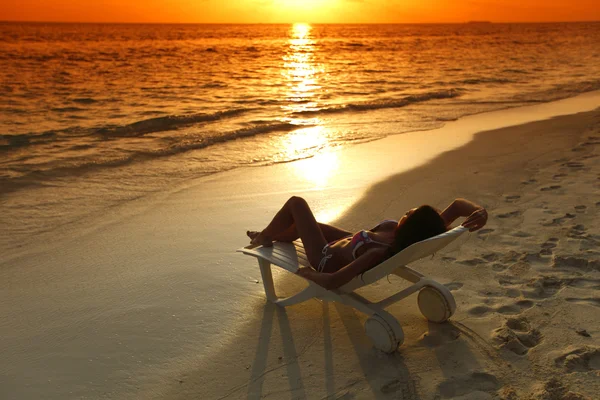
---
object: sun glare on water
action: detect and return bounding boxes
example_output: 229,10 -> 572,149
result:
282,23 -> 321,115
277,23 -> 340,188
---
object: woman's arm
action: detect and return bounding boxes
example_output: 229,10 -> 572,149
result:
440,198 -> 488,231
297,248 -> 386,290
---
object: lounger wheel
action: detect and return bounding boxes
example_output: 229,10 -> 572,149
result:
417,285 -> 456,323
364,314 -> 404,353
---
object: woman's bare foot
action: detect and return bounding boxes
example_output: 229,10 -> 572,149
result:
246,230 -> 273,247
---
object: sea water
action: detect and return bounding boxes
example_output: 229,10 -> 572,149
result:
2,22 -> 600,256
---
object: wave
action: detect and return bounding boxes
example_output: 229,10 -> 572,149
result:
51,106 -> 86,113
95,108 -> 252,137
291,89 -> 463,117
72,97 -> 97,104
514,79 -> 600,102
458,77 -> 514,85
0,122 -> 304,194
0,108 -> 254,152
0,131 -> 57,150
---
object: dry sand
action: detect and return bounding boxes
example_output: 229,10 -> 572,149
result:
1,94 -> 600,400
156,109 -> 600,399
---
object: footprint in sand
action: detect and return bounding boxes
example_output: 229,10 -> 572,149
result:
477,228 -> 495,235
497,210 -> 522,218
492,263 -> 509,272
523,276 -> 600,300
563,161 -> 585,169
574,205 -> 587,212
577,136 -> 600,147
541,241 -> 557,249
497,275 -> 528,287
511,230 -> 533,238
552,255 -> 600,272
444,282 -> 464,291
504,195 -> 521,202
541,213 -> 576,227
437,372 -> 500,398
492,316 -> 542,355
554,346 -> 600,372
540,185 -> 562,192
496,300 -> 535,315
479,288 -> 520,298
565,297 -> 600,307
553,173 -> 568,179
482,252 -> 501,262
569,277 -> 600,290
521,178 -> 538,185
417,325 -> 462,348
540,239 -> 558,255
468,299 -> 534,317
566,224 -> 587,239
522,276 -> 565,299
380,377 -> 419,397
468,305 -> 493,316
457,257 -> 487,266
531,378 -> 589,399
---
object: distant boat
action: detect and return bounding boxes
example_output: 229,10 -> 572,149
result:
466,21 -> 492,24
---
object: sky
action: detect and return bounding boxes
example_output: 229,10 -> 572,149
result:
1,0 -> 599,23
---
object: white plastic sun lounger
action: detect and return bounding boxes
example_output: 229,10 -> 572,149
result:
238,225 -> 468,353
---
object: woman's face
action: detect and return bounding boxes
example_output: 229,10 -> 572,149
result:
397,207 -> 417,227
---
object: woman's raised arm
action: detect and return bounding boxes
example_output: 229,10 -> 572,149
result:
440,198 -> 488,231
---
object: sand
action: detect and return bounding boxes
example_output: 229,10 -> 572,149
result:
1,93 -> 600,399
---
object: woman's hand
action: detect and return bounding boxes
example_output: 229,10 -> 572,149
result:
462,208 -> 488,232
297,267 -> 333,289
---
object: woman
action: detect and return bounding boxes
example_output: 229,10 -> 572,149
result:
247,196 -> 487,290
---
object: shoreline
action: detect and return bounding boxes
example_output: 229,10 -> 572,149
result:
1,97 -> 599,399
3,91 -> 600,266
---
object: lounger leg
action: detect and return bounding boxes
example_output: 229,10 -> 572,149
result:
258,258 -> 277,302
274,285 -> 318,307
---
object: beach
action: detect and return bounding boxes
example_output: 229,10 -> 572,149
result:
2,93 -> 600,399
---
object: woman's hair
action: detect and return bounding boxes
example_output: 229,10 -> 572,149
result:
390,205 -> 447,255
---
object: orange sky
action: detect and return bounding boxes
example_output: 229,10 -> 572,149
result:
1,0 -> 599,23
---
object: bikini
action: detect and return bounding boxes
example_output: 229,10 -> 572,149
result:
317,220 -> 396,272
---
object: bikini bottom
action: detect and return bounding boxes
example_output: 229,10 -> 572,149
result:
317,243 -> 333,273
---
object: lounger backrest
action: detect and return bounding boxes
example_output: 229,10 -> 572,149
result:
359,226 -> 468,285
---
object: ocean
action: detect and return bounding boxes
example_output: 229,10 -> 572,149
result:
2,22 -> 600,255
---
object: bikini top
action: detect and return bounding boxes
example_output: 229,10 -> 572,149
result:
350,219 -> 396,259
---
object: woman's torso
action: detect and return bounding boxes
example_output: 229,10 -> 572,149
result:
321,220 -> 397,273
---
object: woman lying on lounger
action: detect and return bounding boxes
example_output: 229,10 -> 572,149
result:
247,197 -> 487,290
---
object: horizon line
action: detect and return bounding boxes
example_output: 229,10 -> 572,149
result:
1,20 -> 600,25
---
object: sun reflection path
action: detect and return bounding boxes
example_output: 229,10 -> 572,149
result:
282,23 -> 322,117
284,132 -> 340,188
280,24 -> 340,189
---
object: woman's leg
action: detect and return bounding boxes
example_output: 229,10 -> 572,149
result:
248,222 -> 351,243
319,223 -> 353,242
251,196 -> 328,267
